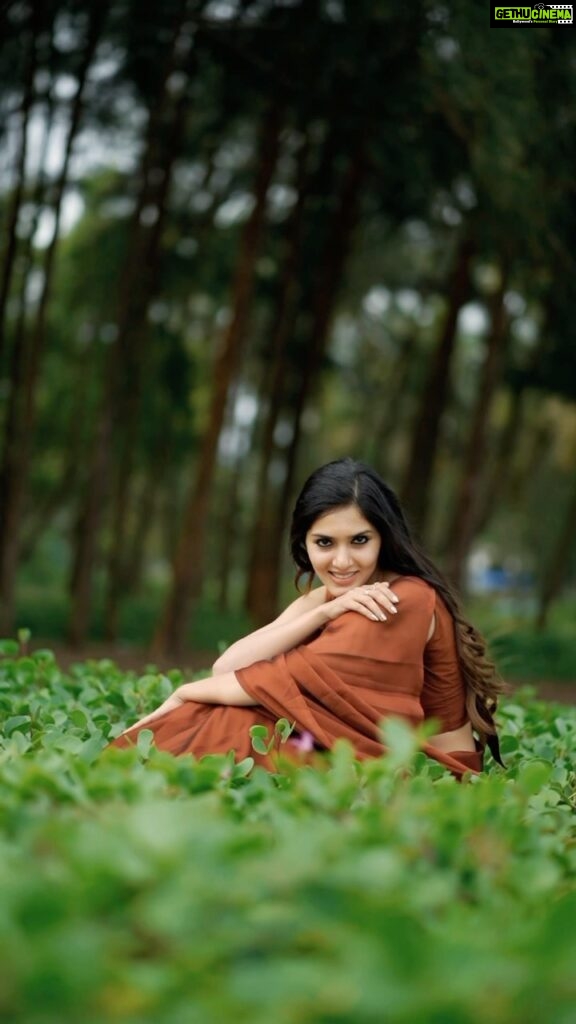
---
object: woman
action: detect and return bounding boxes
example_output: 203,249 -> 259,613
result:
112,459 -> 504,777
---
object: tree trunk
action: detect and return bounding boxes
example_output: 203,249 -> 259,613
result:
125,466 -> 164,594
244,131 -> 310,620
444,273 -> 510,590
473,385 -> 525,536
536,469 -> 576,629
103,54 -> 191,641
68,404 -> 112,647
247,137 -> 368,623
474,329 -> 549,536
215,459 -> 245,612
9,79 -> 57,383
68,0 -> 191,645
400,234 -> 475,537
0,2 -> 38,363
153,99 -> 284,656
367,331 -> 418,477
0,3 -> 107,635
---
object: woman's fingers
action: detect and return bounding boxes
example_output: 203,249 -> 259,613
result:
355,595 -> 388,621
329,583 -> 400,623
374,588 -> 399,615
361,583 -> 399,616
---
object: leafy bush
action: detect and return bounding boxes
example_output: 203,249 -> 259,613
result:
0,641 -> 575,1023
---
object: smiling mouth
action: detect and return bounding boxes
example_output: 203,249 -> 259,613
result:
329,571 -> 358,584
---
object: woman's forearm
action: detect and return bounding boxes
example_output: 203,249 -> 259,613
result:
212,606 -> 331,673
177,672 -> 257,705
121,672 -> 257,734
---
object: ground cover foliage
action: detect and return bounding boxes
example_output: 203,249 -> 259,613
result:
0,639 -> 575,1024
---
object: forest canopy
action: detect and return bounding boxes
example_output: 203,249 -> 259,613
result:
1,0 -> 576,655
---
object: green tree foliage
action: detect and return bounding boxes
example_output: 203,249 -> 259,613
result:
0,0 -> 575,647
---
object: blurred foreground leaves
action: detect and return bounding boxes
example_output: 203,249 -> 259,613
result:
0,647 -> 575,1023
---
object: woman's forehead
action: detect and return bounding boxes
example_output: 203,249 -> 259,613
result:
308,505 -> 373,535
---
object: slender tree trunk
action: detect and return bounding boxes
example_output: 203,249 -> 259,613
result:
0,3 -> 38,363
103,62 -> 191,641
125,467 -> 164,593
280,137 -> 368,512
474,330 -> 548,536
0,3 -> 107,635
69,0 -> 190,645
68,404 -> 112,646
244,131 -> 310,619
247,138 -> 368,623
536,469 -> 576,629
367,331 -> 419,476
473,385 -> 525,536
215,459 -> 244,612
444,273 -> 510,590
400,234 -> 475,536
9,82 -> 56,382
153,99 -> 284,656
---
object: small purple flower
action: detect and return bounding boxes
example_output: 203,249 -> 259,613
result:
289,730 -> 315,752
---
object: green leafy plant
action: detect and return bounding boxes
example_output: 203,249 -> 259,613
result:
0,643 -> 575,1024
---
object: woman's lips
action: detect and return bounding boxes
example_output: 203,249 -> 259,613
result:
328,571 -> 358,586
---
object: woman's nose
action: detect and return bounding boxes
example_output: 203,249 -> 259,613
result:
331,546 -> 353,568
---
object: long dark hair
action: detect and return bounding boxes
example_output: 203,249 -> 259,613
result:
290,458 -> 504,739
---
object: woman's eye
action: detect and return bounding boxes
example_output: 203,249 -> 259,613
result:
316,538 -> 332,547
353,535 -> 368,544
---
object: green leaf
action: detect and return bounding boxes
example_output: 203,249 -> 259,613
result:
232,757 -> 255,778
0,639 -> 19,657
517,760 -> 554,794
3,714 -> 31,736
136,728 -> 154,760
249,725 -> 269,740
250,736 -> 271,755
79,734 -> 106,764
274,718 -> 295,743
70,709 -> 89,731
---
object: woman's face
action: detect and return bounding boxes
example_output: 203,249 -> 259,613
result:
305,504 -> 382,596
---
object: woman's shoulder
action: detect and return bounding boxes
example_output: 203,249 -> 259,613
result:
390,575 -> 436,599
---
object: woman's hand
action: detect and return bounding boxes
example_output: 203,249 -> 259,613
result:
121,689 -> 185,734
322,581 -> 399,623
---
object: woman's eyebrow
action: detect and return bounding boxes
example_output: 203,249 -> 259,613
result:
309,529 -> 373,538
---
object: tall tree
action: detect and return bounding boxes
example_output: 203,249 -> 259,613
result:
69,0 -> 194,646
0,1 -> 109,634
400,233 -> 475,537
444,268 -> 510,590
0,0 -> 40,363
154,97 -> 284,655
102,9 -> 195,641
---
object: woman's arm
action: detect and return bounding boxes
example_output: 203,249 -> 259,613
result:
122,671 -> 257,733
212,583 -> 399,673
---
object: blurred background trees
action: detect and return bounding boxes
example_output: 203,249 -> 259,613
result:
1,0 -> 575,658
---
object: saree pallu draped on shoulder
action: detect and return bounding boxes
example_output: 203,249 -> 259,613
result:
112,579 -> 482,778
